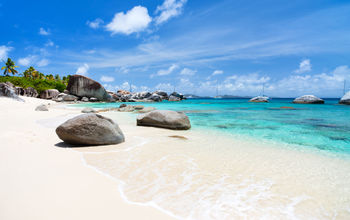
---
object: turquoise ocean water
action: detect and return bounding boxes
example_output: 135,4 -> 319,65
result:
80,98 -> 350,156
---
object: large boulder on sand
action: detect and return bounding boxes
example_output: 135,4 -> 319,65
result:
56,113 -> 125,145
62,94 -> 78,102
339,91 -> 350,105
66,75 -> 111,101
24,87 -> 38,97
293,95 -> 324,104
40,89 -> 60,99
137,110 -> 191,130
0,83 -> 24,101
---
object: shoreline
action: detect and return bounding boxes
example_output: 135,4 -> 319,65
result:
1,96 -> 350,219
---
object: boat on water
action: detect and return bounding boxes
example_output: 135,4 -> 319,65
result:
249,83 -> 270,102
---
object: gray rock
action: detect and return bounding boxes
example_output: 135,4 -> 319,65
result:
81,107 -> 96,113
56,114 -> 125,145
154,90 -> 168,99
81,97 -> 89,102
0,83 -> 24,101
89,97 -> 99,102
249,96 -> 269,103
134,105 -> 144,110
168,95 -> 181,101
35,104 -> 49,111
24,87 -> 38,97
137,107 -> 156,113
339,91 -> 350,105
118,105 -> 135,112
170,92 -> 184,99
119,104 -> 127,108
137,110 -> 191,130
293,95 -> 324,104
40,89 -> 60,99
66,75 -> 111,101
15,87 -> 25,96
148,94 -> 162,102
63,94 -> 78,102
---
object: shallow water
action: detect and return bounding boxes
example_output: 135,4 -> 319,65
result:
80,98 -> 350,156
75,99 -> 350,219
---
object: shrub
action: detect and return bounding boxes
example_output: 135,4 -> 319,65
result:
0,76 -> 66,94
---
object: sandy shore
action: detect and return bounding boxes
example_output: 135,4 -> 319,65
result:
1,96 -> 350,219
0,96 -> 175,220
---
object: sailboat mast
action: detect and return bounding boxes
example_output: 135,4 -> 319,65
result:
262,83 -> 265,96
344,80 -> 346,95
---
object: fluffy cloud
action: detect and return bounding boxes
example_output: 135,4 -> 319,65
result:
151,64 -> 178,77
213,70 -> 224,75
37,59 -> 49,67
106,6 -> 152,35
0,45 -> 12,60
45,40 -> 55,47
39,27 -> 50,36
180,68 -> 196,76
18,55 -> 49,67
294,59 -> 312,74
76,63 -> 89,75
155,0 -> 187,25
155,82 -> 174,92
100,75 -> 115,82
87,18 -> 104,29
18,55 -> 36,66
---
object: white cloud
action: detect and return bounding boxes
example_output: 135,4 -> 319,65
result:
151,64 -> 178,77
213,70 -> 224,75
87,18 -> 104,29
45,40 -> 55,47
106,6 -> 152,35
100,75 -> 115,82
115,66 -> 130,74
155,0 -> 187,25
155,82 -> 174,92
294,59 -> 312,74
37,59 -> 49,67
180,67 -> 196,76
18,55 -> 36,66
0,45 -> 12,60
76,63 -> 89,75
39,27 -> 50,36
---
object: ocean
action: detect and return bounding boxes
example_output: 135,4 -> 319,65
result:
82,98 -> 350,156
77,98 -> 350,219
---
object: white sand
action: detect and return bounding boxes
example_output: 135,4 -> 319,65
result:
1,96 -> 350,219
0,97 -> 175,220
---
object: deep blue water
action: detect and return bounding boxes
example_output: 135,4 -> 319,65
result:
79,98 -> 350,155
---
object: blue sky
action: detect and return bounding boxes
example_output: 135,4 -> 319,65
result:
1,0 -> 350,97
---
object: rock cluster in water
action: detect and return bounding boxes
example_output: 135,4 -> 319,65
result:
339,91 -> 350,105
293,95 -> 324,104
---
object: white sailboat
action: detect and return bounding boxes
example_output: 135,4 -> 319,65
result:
249,83 -> 269,102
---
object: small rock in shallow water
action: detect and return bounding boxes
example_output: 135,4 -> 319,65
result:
137,110 -> 191,130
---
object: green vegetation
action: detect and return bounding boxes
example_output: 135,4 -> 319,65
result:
1,60 -> 71,94
1,58 -> 19,76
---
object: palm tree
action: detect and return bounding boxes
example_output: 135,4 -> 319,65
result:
23,66 -> 36,78
1,58 -> 19,76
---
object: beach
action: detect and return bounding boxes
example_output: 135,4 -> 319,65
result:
1,96 -> 350,219
0,97 -> 175,220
